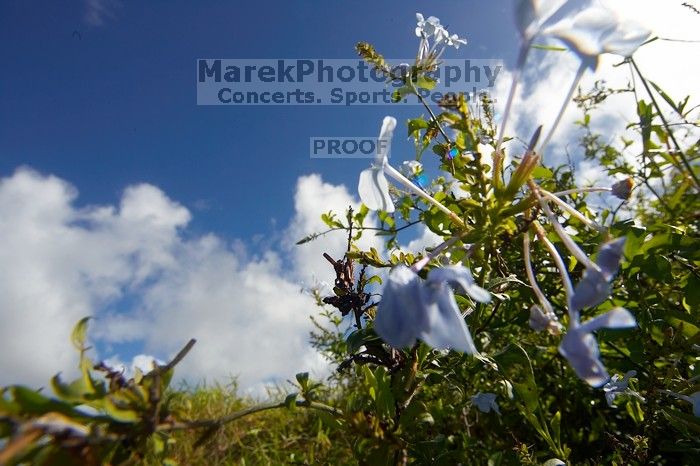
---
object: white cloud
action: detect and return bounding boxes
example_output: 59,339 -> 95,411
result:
103,354 -> 164,380
0,169 -> 378,393
402,226 -> 443,254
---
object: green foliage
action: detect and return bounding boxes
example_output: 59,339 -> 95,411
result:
0,319 -> 192,465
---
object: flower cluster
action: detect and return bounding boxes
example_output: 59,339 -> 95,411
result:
415,13 -> 467,63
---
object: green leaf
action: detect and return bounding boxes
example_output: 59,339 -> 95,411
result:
296,233 -> 319,245
531,43 -> 567,51
415,75 -> 436,91
685,274 -> 700,307
51,374 -> 91,404
101,397 -> 141,423
71,317 -> 91,351
407,117 -> 429,138
9,386 -> 83,418
284,392 -> 299,411
295,372 -> 309,390
649,80 -> 681,115
392,86 -> 413,103
372,367 -> 395,419
531,166 -> 553,180
346,328 -> 382,354
366,275 -> 383,286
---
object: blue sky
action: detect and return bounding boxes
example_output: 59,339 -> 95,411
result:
0,0 -> 513,240
1,0 -> 697,391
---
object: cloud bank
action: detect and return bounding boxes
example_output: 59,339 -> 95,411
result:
0,169 -> 382,392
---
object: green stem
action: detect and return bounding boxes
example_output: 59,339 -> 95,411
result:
529,180 -> 598,273
539,61 -> 587,161
408,78 -> 452,145
384,163 -> 467,228
539,188 -> 605,232
496,44 -> 529,153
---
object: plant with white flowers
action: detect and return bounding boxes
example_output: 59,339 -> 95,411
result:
303,2 -> 700,463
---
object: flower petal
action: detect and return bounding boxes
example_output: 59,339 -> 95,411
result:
358,168 -> 394,213
515,0 -> 569,41
595,237 -> 626,281
375,116 -> 397,167
559,329 -> 609,387
544,5 -> 650,68
529,304 -> 561,334
690,392 -> 700,417
427,265 -> 491,303
472,392 -> 500,414
602,21 -> 651,57
374,266 -> 425,348
419,284 -> 477,353
578,307 -> 636,333
570,268 -> 611,311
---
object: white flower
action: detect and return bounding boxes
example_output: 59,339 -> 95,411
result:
415,13 -> 443,39
444,33 -> 467,49
544,5 -> 651,69
374,265 -> 491,352
472,392 -> 500,414
401,161 -> 429,189
570,237 -> 626,311
415,12 -> 467,60
603,370 -> 644,407
401,160 -> 423,177
515,0 -> 582,43
558,307 -> 636,387
358,116 -> 396,212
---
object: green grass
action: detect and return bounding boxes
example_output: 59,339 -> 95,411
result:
144,382 -> 354,465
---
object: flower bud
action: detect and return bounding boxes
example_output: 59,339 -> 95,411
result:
611,177 -> 634,200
